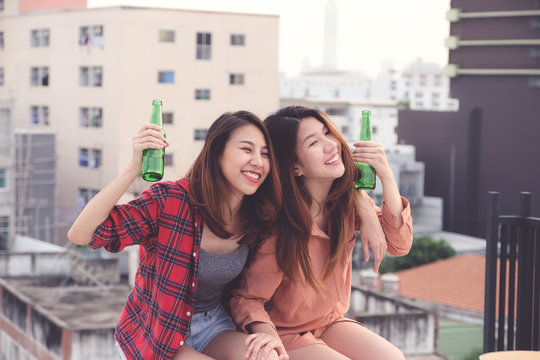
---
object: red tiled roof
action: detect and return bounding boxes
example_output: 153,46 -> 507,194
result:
395,254 -> 486,313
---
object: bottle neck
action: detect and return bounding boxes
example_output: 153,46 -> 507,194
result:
150,104 -> 162,126
360,115 -> 372,141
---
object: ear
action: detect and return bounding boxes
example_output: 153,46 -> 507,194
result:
293,164 -> 304,177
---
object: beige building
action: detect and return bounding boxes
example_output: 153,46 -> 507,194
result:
0,0 -> 279,243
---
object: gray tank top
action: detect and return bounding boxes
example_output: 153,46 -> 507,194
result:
194,244 -> 249,313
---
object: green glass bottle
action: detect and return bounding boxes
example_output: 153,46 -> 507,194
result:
141,99 -> 165,182
355,110 -> 376,190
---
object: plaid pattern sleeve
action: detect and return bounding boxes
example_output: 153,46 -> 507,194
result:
90,179 -> 202,359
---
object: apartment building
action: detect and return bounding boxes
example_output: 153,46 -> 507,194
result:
0,101 -> 12,250
0,0 -> 279,243
398,0 -> 540,236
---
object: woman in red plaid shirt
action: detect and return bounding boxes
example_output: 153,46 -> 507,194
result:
68,111 -> 287,360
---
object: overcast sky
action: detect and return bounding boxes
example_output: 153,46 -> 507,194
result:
88,0 -> 451,77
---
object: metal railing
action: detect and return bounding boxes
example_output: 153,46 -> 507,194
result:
483,192 -> 540,352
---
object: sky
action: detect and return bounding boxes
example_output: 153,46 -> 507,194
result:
88,0 -> 451,78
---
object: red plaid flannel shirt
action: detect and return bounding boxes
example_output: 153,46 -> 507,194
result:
89,178 -> 201,359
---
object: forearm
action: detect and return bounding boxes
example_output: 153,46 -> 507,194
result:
248,322 -> 280,339
67,161 -> 140,245
379,175 -> 404,227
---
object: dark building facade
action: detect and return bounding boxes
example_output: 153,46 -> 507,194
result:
398,0 -> 540,237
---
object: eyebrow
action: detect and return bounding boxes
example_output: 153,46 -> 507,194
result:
302,133 -> 316,145
238,140 -> 268,149
302,125 -> 329,144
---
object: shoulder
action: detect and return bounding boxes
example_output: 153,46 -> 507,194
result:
148,178 -> 190,200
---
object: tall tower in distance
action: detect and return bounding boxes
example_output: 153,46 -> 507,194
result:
323,0 -> 337,69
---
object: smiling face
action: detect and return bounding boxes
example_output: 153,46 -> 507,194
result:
294,116 -> 345,182
219,123 -> 270,202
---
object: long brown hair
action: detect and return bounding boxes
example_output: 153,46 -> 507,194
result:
264,106 -> 357,292
186,111 -> 281,246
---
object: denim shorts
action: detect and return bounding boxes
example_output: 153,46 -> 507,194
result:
184,303 -> 238,353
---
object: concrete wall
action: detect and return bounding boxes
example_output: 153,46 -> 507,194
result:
0,250 -> 119,284
349,285 -> 436,356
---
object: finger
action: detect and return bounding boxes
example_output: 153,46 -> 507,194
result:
362,239 -> 370,262
373,254 -> 381,273
262,343 -> 274,360
245,334 -> 258,349
248,339 -> 267,360
134,139 -> 166,151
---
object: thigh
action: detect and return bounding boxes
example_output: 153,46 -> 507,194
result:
320,321 -> 405,360
203,330 -> 246,360
204,331 -> 280,360
288,344 -> 351,360
174,345 -> 214,360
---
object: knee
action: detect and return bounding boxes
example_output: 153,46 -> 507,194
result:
387,346 -> 405,360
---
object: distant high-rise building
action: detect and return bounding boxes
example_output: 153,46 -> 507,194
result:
323,0 -> 337,69
398,0 -> 540,236
0,0 -> 279,243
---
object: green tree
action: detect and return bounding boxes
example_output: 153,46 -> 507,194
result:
379,235 -> 456,273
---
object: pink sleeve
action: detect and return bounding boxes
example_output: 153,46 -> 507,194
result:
230,236 -> 283,332
355,191 -> 413,256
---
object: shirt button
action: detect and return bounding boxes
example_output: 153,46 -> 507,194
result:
194,221 -> 197,227
180,341 -> 184,346
186,311 -> 191,316
192,252 -> 196,257
192,282 -> 195,287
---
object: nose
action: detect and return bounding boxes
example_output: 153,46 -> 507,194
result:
250,152 -> 263,167
324,137 -> 338,153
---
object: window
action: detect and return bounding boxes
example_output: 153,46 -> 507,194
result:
530,18 -> 540,29
372,126 -> 378,135
528,77 -> 540,88
415,92 -> 422,98
164,154 -> 173,167
434,75 -> 442,86
30,29 -> 49,47
162,112 -> 174,124
159,30 -> 175,43
390,81 -> 397,90
158,71 -> 174,84
0,0 -> 4,11
194,128 -> 208,140
229,73 -> 244,85
230,34 -> 245,46
30,106 -> 49,125
195,89 -> 211,100
0,67 -> 3,86
78,188 -> 99,211
0,216 -> 8,243
79,25 -> 103,46
196,32 -> 211,60
79,107 -> 102,127
530,47 -> 540,59
79,148 -> 101,168
419,74 -> 427,86
79,66 -> 102,86
30,67 -> 49,86
432,92 -> 440,99
0,31 -> 4,49
0,168 -> 6,188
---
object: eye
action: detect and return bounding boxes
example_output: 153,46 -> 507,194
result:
261,151 -> 270,158
308,140 -> 318,148
241,147 -> 252,153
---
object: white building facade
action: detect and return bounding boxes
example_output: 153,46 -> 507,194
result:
0,0 -> 279,243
